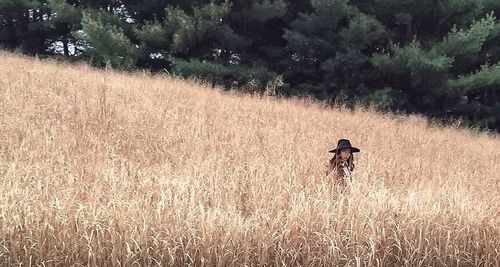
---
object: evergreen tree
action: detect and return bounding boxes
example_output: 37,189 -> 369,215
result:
0,0 -> 51,54
135,1 -> 279,88
283,0 -> 385,101
350,0 -> 483,46
122,0 -> 169,23
225,0 -> 297,91
76,10 -> 137,70
372,14 -> 500,128
46,0 -> 82,56
166,2 -> 266,87
1,0 -> 500,130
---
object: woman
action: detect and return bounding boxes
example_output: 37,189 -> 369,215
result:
326,139 -> 360,187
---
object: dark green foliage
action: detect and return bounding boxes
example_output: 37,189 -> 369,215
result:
77,10 -> 137,70
46,0 -> 83,56
349,0 -> 484,45
0,0 -> 50,53
448,63 -> 500,129
283,0 -> 385,101
371,13 -> 499,129
122,0 -> 169,23
371,42 -> 453,112
1,0 -> 500,131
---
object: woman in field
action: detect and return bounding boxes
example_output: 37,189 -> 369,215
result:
326,139 -> 360,187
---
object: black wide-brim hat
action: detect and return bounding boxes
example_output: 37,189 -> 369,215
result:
329,139 -> 360,153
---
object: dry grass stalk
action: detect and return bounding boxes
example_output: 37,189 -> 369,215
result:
0,52 -> 499,266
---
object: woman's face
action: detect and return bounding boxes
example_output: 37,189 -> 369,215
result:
340,148 -> 351,160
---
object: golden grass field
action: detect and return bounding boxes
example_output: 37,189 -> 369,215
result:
0,52 -> 499,266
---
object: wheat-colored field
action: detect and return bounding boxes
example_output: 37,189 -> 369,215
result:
0,52 -> 499,266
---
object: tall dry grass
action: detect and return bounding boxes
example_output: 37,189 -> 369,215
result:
0,52 -> 499,266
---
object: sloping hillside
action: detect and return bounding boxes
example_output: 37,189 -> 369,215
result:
0,52 -> 499,266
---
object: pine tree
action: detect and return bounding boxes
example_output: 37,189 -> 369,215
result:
350,0 -> 483,46
283,0 -> 385,101
122,0 -> 169,23
225,0 -> 293,90
372,14 -> 500,129
76,10 -> 137,70
0,0 -> 51,54
2,0 -> 500,130
137,1 -> 277,88
47,0 -> 82,56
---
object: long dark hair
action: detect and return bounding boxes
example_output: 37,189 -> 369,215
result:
329,150 -> 355,172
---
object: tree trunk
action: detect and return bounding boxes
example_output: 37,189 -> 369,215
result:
6,16 -> 17,48
63,36 -> 70,56
404,19 -> 413,46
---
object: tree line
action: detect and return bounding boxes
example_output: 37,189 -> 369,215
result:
1,0 -> 500,131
